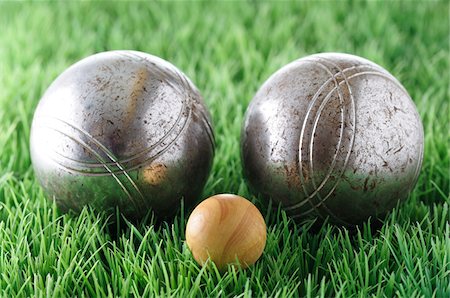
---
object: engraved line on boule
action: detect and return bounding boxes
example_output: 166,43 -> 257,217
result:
402,103 -> 424,198
291,61 -> 365,223
295,58 -> 352,225
411,126 -> 424,188
98,99 -> 188,166
292,68 -> 362,209
92,98 -> 188,166
305,77 -> 346,206
296,65 -> 342,209
50,119 -> 145,202
294,57 -> 357,222
295,64 -> 373,207
38,117 -> 145,204
287,65 -> 390,210
36,104 -> 192,176
307,57 -> 356,210
295,63 -> 353,206
308,59 -> 347,201
294,71 -> 406,219
38,124 -> 140,209
296,60 -> 344,221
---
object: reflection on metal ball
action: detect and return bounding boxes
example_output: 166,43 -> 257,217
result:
30,51 -> 215,220
241,53 -> 424,226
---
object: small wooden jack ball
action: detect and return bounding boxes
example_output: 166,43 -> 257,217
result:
185,194 -> 266,270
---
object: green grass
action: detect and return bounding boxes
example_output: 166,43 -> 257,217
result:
0,1 -> 449,297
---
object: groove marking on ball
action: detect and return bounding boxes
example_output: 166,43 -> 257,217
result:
36,106 -> 192,176
293,61 -> 356,209
38,119 -> 143,208
291,64 -> 397,211
298,71 -> 404,203
292,66 -> 413,222
289,59 -> 408,223
291,64 -> 369,211
60,104 -> 190,169
51,119 -> 145,202
306,58 -> 356,222
293,64 -> 386,210
301,70 -> 411,218
296,58 -> 356,225
294,59 -> 355,224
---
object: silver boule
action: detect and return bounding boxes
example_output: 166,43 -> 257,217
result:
30,50 -> 215,220
241,53 -> 424,226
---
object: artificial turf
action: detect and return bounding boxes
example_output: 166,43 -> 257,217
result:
0,1 -> 449,297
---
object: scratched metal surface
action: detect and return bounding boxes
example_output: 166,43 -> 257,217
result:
30,51 -> 215,220
241,53 -> 424,226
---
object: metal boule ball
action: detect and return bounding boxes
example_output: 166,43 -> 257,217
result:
241,53 -> 424,226
30,50 -> 215,220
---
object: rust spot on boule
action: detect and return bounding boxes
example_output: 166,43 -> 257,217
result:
143,163 -> 168,186
284,163 -> 301,189
125,68 -> 149,125
301,164 -> 310,183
